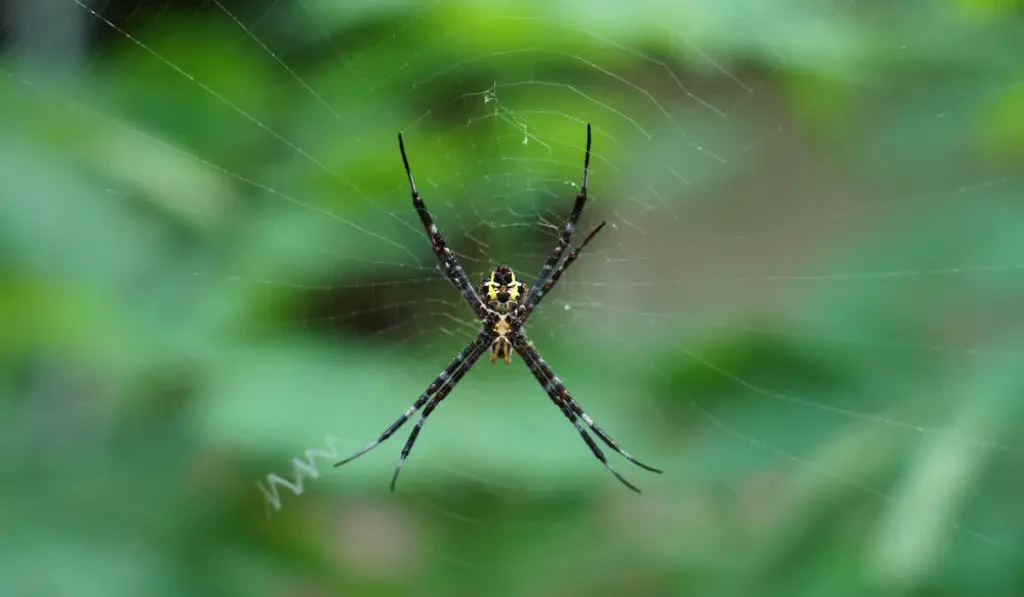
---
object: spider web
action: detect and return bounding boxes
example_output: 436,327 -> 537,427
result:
3,0 -> 1024,595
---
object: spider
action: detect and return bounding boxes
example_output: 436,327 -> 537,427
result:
334,124 -> 662,492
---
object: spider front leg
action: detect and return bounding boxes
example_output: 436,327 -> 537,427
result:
521,221 -> 606,320
335,328 -> 492,488
522,123 -> 593,311
398,133 -> 488,319
513,336 -> 662,492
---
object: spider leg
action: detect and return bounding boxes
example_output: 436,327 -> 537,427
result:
514,337 -> 656,492
398,133 -> 488,319
390,338 -> 490,490
523,123 -> 592,309
334,330 -> 491,469
516,337 -> 662,474
522,221 -> 606,319
551,391 -> 642,493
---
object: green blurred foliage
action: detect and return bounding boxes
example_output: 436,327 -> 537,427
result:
1,0 -> 1023,596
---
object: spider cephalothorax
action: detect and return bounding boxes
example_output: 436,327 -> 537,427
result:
488,312 -> 515,364
335,124 -> 662,493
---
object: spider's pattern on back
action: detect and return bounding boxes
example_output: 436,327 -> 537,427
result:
334,124 -> 662,492
481,264 -> 527,312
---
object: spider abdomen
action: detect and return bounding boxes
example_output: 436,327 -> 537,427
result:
481,264 -> 527,312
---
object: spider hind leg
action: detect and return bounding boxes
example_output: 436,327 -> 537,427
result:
514,337 -> 662,490
334,331 -> 491,487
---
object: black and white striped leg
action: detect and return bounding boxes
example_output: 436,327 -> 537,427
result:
390,338 -> 491,490
517,338 -> 662,475
334,330 -> 491,469
514,338 -> 656,492
522,221 -> 606,319
390,397 -> 440,491
523,123 -> 592,308
550,389 -> 641,493
398,133 -> 488,319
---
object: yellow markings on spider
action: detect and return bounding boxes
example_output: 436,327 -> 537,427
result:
483,276 -> 499,301
507,279 -> 523,301
480,265 -> 526,363
482,265 -> 526,310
